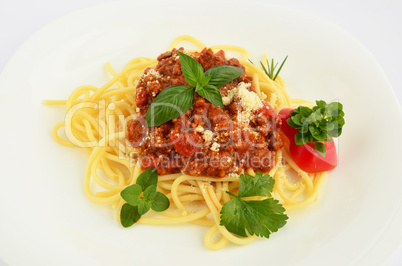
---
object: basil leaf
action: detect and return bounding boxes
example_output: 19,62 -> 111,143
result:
195,82 -> 204,93
178,51 -> 204,87
195,84 -> 224,109
204,65 -> 243,89
120,184 -> 142,206
138,200 -> 151,215
151,192 -> 170,212
146,85 -> 194,127
314,142 -> 326,157
120,203 -> 141,228
136,168 -> 158,191
199,75 -> 211,87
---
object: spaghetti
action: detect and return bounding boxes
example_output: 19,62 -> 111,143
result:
44,35 -> 327,250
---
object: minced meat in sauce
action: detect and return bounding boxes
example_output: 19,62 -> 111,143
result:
127,48 -> 283,177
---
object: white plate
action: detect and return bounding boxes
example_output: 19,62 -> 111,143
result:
1,0 -> 401,265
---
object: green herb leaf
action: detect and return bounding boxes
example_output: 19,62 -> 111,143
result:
260,56 -> 288,81
238,172 -> 275,198
204,65 -> 243,89
315,142 -> 326,157
195,84 -> 224,109
120,184 -> 142,206
220,197 -> 288,238
119,168 -> 171,228
273,56 -> 288,81
199,75 -> 211,87
286,117 -> 299,129
146,85 -> 194,127
136,168 -> 158,191
291,114 -> 303,126
138,200 -> 151,215
145,50 -> 243,126
151,192 -> 170,212
120,203 -> 141,228
178,51 -> 204,87
220,172 -> 288,239
143,185 -> 157,201
287,100 -> 345,156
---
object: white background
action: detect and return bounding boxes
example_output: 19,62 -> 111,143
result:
0,0 -> 401,265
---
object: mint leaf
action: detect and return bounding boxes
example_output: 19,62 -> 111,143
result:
178,51 -> 204,87
204,65 -> 243,89
146,85 -> 194,127
220,198 -> 288,238
120,184 -> 142,206
120,203 -> 141,228
136,168 -> 158,191
151,192 -> 170,212
238,172 -> 275,198
195,84 -> 224,109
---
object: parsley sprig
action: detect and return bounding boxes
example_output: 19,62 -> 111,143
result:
287,100 -> 345,156
146,51 -> 243,127
220,172 -> 288,238
120,168 -> 170,228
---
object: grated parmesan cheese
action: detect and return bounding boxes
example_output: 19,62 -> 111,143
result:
222,82 -> 263,124
210,142 -> 220,152
142,68 -> 161,80
203,130 -> 213,142
195,126 -> 204,132
228,173 -> 239,179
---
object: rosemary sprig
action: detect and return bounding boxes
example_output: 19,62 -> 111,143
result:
260,56 -> 288,81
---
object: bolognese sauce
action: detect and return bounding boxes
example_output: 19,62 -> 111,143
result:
128,48 -> 282,177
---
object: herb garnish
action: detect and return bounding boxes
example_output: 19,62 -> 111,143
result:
260,56 -> 288,81
287,100 -> 345,156
120,168 -> 170,228
220,172 -> 288,238
146,51 -> 243,127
